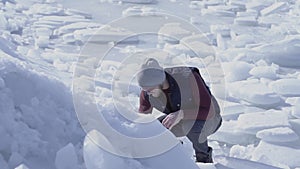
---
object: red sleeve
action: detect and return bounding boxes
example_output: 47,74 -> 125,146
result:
139,91 -> 152,113
182,71 -> 213,120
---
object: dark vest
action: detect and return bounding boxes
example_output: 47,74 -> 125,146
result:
144,67 -> 210,114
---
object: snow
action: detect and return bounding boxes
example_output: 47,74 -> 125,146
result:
1,0 -> 300,168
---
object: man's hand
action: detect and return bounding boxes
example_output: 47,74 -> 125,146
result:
162,110 -> 184,129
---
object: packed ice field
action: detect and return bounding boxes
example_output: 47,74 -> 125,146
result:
0,0 -> 300,169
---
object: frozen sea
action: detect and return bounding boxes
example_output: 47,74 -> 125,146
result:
0,0 -> 300,169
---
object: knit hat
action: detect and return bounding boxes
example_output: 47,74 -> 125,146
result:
137,58 -> 166,87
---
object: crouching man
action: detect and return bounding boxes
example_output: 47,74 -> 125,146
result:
137,58 -> 222,163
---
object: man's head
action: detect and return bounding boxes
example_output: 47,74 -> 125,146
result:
137,58 -> 166,95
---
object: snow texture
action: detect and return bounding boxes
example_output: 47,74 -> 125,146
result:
0,0 -> 300,168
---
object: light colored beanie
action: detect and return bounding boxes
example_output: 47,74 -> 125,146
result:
137,58 -> 166,87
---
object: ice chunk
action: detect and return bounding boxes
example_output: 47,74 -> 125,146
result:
64,8 -> 92,19
287,98 -> 300,118
252,141 -> 300,168
236,110 -> 290,134
119,0 -> 155,4
35,27 -> 52,37
55,22 -> 101,35
0,154 -> 9,169
222,103 -> 263,121
0,14 -> 8,30
25,3 -> 64,15
210,25 -> 231,37
256,127 -> 299,143
8,152 -> 24,169
38,15 -> 88,26
289,119 -> 300,137
35,36 -> 49,48
231,34 -> 256,48
246,0 -> 274,11
74,26 -> 138,44
55,143 -> 78,169
228,79 -> 282,108
15,164 -> 29,169
215,155 -> 282,169
270,79 -> 300,97
0,77 -> 5,89
237,9 -> 258,18
230,144 -> 255,159
158,22 -> 193,44
164,41 -> 215,58
122,6 -> 159,17
234,16 -> 258,26
208,120 -> 257,145
249,65 -> 278,80
253,36 -> 300,68
222,61 -> 254,82
201,7 -> 236,17
260,2 -> 289,16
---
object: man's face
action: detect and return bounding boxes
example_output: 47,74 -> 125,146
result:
142,85 -> 163,97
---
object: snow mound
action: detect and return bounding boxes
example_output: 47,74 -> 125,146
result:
236,110 -> 290,134
270,79 -> 300,97
83,130 -> 200,169
0,53 -> 83,169
256,127 -> 299,143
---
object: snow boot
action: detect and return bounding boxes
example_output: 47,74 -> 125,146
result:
195,147 -> 213,163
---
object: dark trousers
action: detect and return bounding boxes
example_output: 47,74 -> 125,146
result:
158,113 -> 222,155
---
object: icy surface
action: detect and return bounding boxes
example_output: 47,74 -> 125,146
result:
1,0 -> 300,168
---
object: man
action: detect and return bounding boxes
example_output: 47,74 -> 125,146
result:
137,58 -> 222,163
